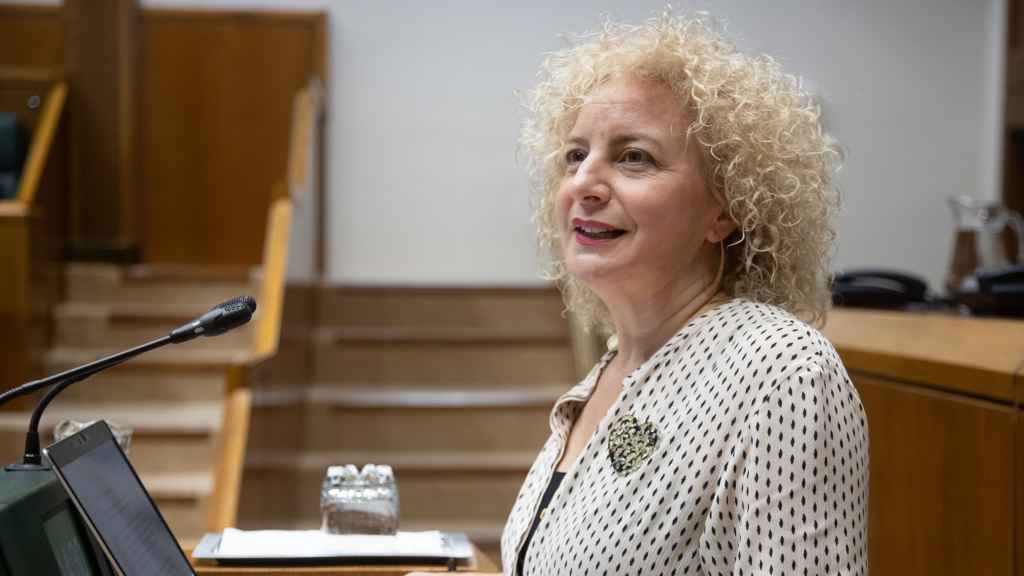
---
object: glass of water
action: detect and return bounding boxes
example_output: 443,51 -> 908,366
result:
320,464 -> 399,535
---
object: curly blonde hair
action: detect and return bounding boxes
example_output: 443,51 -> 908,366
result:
522,11 -> 842,330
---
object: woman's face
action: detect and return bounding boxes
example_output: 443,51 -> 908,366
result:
556,75 -> 732,300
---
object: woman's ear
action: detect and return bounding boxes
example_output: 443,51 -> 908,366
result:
706,209 -> 738,244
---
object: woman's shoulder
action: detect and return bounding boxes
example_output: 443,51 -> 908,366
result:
691,299 -> 864,432
702,298 -> 843,376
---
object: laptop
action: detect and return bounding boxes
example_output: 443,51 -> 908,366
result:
43,420 -> 195,576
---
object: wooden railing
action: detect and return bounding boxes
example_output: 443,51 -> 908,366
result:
0,71 -> 67,404
13,79 -> 66,206
206,81 -> 319,531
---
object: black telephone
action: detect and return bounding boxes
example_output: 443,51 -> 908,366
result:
956,264 -> 1024,316
831,269 -> 929,309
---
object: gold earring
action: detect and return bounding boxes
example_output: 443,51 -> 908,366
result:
714,241 -> 726,285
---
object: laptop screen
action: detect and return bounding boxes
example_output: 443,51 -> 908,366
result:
48,423 -> 194,576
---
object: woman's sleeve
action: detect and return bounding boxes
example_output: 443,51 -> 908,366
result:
723,356 -> 869,575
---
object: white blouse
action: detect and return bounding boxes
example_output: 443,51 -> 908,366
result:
501,299 -> 869,575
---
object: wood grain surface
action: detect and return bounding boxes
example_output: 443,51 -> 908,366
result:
63,0 -> 139,251
853,374 -> 1016,575
823,308 -> 1024,403
138,10 -> 325,266
0,5 -> 63,70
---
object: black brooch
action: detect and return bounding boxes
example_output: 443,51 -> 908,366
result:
607,414 -> 659,476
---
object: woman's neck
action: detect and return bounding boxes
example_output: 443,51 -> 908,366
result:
604,252 -> 725,372
610,290 -> 724,372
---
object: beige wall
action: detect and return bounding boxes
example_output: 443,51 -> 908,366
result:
4,0 -> 1008,293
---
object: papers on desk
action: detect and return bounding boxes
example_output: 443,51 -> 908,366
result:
191,529 -> 474,565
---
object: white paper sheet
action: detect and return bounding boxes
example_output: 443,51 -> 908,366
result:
216,528 -> 450,559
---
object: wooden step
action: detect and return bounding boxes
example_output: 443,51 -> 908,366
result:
318,286 -> 566,332
55,301 -> 253,350
239,453 -> 527,530
45,346 -> 242,374
311,338 -> 574,384
141,471 -> 213,542
315,325 -> 568,344
66,263 -> 259,306
49,373 -> 227,404
250,333 -> 311,384
249,386 -> 559,454
36,347 -> 237,403
245,450 -> 537,474
0,402 -> 221,474
254,385 -> 567,410
0,404 -> 219,542
309,323 -> 574,385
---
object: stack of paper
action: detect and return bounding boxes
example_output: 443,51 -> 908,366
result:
217,529 -> 446,558
191,529 -> 474,563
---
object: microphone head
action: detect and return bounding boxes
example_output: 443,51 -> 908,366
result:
169,295 -> 257,343
205,295 -> 257,336
218,295 -> 257,315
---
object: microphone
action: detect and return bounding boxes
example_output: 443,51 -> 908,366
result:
2,295 -> 257,471
169,295 -> 257,343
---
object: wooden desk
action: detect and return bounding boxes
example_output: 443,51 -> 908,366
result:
191,544 -> 497,575
823,309 -> 1024,576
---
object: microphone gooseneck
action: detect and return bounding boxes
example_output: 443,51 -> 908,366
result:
11,336 -> 171,470
3,295 -> 257,471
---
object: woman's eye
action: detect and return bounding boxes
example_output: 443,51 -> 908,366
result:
565,149 -> 587,165
621,149 -> 653,165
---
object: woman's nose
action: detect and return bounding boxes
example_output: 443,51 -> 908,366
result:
568,159 -> 611,205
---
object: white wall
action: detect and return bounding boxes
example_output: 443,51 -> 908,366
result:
7,0 -> 1007,292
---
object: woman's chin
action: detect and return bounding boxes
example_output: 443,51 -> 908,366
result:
565,255 -> 627,286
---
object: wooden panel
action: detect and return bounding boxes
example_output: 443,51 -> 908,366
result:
317,286 -> 567,331
241,464 -> 524,525
0,208 -> 32,398
1005,0 -> 1024,223
1010,0 -> 1021,52
25,82 -> 69,375
1019,405 -> 1024,576
0,76 -> 68,405
312,339 -> 575,385
1006,130 -> 1024,216
853,374 -> 1015,576
824,309 -> 1024,402
138,11 -> 324,266
0,70 -> 55,133
0,6 -> 63,70
64,0 -> 140,254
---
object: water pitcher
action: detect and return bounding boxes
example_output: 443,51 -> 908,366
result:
946,195 -> 1024,293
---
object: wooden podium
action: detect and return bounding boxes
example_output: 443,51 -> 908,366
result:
823,309 -> 1024,575
190,544 -> 497,575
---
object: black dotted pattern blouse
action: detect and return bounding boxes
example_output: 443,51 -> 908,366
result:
501,299 -> 869,575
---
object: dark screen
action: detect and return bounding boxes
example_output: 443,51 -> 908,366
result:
42,502 -> 96,575
58,438 -> 193,575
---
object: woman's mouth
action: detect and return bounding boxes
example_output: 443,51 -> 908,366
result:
572,218 -> 626,245
575,226 -> 626,240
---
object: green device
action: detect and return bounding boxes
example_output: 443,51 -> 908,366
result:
0,468 -> 112,575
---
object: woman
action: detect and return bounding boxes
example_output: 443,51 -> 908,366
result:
416,11 -> 868,576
